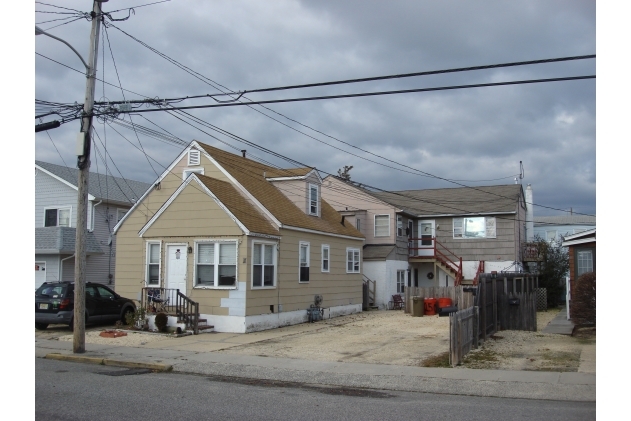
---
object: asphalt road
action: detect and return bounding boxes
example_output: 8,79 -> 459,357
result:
35,359 -> 595,421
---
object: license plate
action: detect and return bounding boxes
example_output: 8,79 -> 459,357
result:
39,303 -> 49,310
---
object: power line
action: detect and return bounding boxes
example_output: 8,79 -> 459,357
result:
85,75 -> 596,119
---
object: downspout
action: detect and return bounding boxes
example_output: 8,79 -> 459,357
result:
90,200 -> 102,232
59,254 -> 75,282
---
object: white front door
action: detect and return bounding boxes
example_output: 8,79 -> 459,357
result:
417,220 -> 435,256
166,245 -> 187,293
35,262 -> 46,289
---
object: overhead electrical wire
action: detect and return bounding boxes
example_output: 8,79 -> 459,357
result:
36,22 -> 594,216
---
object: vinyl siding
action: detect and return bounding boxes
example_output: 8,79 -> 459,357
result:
35,170 -> 78,228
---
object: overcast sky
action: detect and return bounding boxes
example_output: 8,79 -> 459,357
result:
34,0 -> 596,217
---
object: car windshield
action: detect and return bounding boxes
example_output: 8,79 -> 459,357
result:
36,284 -> 68,298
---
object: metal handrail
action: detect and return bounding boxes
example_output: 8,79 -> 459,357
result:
408,237 -> 463,284
141,287 -> 200,334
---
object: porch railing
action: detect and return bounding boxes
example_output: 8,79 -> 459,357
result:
408,237 -> 463,284
472,260 -> 485,286
141,287 -> 200,334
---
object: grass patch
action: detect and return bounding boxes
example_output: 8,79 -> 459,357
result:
420,351 -> 451,368
461,348 -> 500,368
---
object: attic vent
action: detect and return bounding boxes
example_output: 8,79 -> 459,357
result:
188,150 -> 200,166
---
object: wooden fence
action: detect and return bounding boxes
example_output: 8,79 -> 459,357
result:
403,286 -> 475,314
449,273 -> 538,365
449,306 -> 479,367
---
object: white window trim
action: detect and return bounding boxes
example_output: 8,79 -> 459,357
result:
188,149 -> 201,166
397,270 -> 406,293
356,218 -> 361,232
321,244 -> 330,273
43,206 -> 72,228
252,240 -> 277,289
145,241 -> 161,286
183,167 -> 204,180
374,214 -> 390,237
346,247 -> 360,274
193,239 -> 239,289
308,183 -> 320,216
397,215 -> 403,237
299,241 -> 310,283
452,216 -> 497,239
117,208 -> 128,222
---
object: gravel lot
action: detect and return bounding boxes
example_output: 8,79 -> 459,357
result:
39,308 -> 595,372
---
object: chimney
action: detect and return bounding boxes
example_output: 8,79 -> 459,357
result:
241,150 -> 246,158
525,184 -> 534,241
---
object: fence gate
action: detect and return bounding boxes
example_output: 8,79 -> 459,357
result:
449,306 -> 479,367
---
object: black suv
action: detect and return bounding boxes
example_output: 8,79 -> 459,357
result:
35,282 -> 136,330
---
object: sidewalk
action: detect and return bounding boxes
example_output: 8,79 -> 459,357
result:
35,324 -> 596,402
541,306 -> 575,335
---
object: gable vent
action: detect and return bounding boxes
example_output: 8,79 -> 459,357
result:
188,150 -> 200,166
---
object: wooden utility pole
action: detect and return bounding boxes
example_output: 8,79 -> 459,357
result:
74,0 -> 105,353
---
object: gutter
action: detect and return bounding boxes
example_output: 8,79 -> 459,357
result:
59,254 -> 75,282
90,200 -> 102,232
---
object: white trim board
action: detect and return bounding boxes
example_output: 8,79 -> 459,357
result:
138,174 -> 251,237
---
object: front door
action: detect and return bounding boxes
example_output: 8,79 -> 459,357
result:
166,245 -> 187,293
417,220 -> 435,256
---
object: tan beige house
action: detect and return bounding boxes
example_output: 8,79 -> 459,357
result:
113,141 -> 364,333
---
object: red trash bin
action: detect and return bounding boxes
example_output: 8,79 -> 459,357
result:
438,297 -> 453,309
424,298 -> 438,315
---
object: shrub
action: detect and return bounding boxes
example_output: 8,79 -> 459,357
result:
154,312 -> 169,332
572,272 -> 596,326
125,307 -> 147,329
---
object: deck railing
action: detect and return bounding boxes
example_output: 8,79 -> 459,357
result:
141,287 -> 200,334
408,237 -> 463,284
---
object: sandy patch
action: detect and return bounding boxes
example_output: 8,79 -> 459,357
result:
56,330 -> 175,347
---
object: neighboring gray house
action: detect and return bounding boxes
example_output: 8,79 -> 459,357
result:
322,178 -> 528,308
35,161 -> 151,289
533,215 -> 596,243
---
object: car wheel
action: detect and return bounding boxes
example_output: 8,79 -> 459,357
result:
35,323 -> 48,330
122,307 -> 134,324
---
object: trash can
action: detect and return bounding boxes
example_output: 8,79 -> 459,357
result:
424,298 -> 438,315
412,296 -> 423,317
437,297 -> 452,309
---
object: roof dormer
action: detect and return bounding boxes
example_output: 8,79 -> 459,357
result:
266,168 -> 323,218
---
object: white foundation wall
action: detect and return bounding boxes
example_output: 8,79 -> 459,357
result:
202,303 -> 362,333
363,261 -> 388,309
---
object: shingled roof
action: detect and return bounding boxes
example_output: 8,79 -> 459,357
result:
197,142 -> 363,239
36,161 -> 151,205
35,227 -> 103,255
369,184 -> 524,216
196,175 -> 279,236
534,215 -> 596,226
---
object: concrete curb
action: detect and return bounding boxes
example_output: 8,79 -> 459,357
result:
44,353 -> 172,372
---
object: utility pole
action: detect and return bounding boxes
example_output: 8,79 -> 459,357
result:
74,0 -> 105,353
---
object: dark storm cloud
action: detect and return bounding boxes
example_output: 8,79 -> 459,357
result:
35,0 -> 595,216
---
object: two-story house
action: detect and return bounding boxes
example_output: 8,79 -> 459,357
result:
322,178 -> 527,308
35,161 -> 151,289
533,215 -> 596,243
113,141 -> 365,333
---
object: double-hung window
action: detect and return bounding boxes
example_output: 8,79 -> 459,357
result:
321,244 -> 330,272
308,184 -> 319,216
374,215 -> 390,237
299,242 -> 310,282
253,242 -> 276,288
195,241 -> 237,287
146,242 -> 161,286
453,217 -> 496,239
346,248 -> 360,273
44,207 -> 71,227
577,250 -> 594,277
356,218 -> 361,232
397,215 -> 403,237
